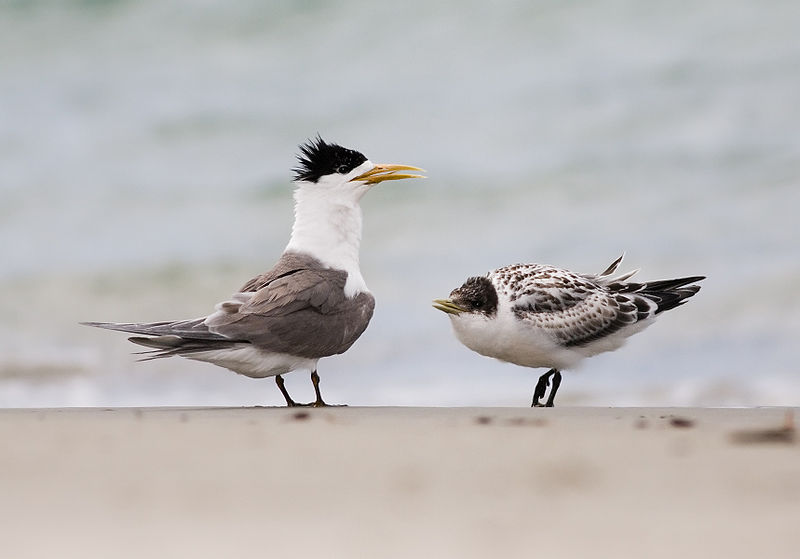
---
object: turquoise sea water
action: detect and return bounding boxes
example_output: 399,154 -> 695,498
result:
1,0 -> 798,406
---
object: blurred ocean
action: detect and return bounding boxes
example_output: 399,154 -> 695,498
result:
1,0 -> 798,407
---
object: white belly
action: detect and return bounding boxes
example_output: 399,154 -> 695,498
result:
449,312 -> 574,370
449,311 -> 655,371
184,344 -> 319,378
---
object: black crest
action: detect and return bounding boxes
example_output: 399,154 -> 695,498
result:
293,136 -> 368,183
451,276 -> 499,316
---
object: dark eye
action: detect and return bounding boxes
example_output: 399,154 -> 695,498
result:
337,164 -> 349,174
471,300 -> 482,309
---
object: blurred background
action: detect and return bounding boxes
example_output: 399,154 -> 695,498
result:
1,0 -> 797,407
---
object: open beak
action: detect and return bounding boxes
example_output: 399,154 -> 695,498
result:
432,298 -> 466,315
350,163 -> 425,185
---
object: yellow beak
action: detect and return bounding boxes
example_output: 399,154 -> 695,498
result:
350,164 -> 426,185
432,299 -> 466,315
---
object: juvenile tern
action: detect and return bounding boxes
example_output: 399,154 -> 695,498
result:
83,137 -> 424,407
433,255 -> 704,406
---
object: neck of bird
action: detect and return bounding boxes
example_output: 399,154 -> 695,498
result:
284,189 -> 368,296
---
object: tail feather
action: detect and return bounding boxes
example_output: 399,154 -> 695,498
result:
594,253 -> 639,284
82,319 -> 242,361
128,336 -> 185,350
128,336 -> 240,361
81,319 -> 228,341
597,254 -> 624,277
608,268 -> 640,283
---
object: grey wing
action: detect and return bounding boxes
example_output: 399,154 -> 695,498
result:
205,268 -> 375,358
84,251 -> 376,359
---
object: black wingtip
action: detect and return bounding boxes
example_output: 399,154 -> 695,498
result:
644,275 -> 706,292
649,280 -> 704,314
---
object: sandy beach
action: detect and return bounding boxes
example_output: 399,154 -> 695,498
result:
1,406 -> 797,558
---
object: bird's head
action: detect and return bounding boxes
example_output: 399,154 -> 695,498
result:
293,136 -> 424,202
433,276 -> 499,318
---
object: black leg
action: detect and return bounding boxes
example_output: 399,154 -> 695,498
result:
310,370 -> 346,407
311,370 -> 328,407
275,375 -> 300,407
531,368 -> 559,407
544,370 -> 562,408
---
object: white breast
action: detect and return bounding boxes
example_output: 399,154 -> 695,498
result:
284,182 -> 370,298
448,308 -> 583,370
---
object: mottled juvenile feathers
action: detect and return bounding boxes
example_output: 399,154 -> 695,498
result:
436,256 -> 704,407
490,256 -> 703,349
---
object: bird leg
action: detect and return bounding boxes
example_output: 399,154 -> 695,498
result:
275,374 -> 309,407
531,368 -> 562,408
275,371 -> 345,408
544,370 -> 562,407
310,370 -> 345,407
531,368 -> 554,406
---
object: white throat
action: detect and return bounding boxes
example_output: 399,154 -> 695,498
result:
284,178 -> 370,297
